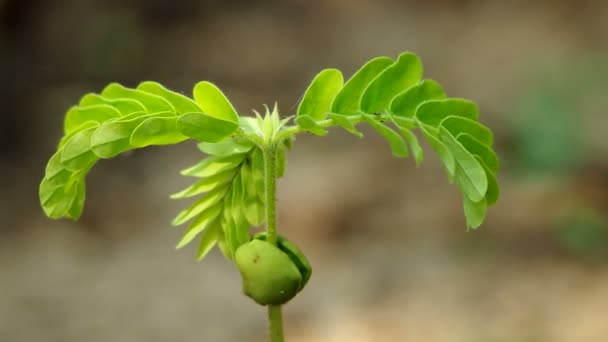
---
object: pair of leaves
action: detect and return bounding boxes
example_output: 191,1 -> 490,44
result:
40,81 -> 241,220
293,52 -> 499,229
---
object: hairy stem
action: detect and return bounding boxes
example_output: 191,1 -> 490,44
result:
263,144 -> 278,245
263,144 -> 283,342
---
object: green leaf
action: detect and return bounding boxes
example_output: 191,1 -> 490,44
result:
329,113 -> 363,137
221,191 -> 237,257
60,126 -> 98,171
440,116 -> 493,146
439,127 -> 487,202
389,114 -> 423,166
297,68 -> 344,120
331,56 -> 393,115
362,114 -> 408,157
416,99 -> 479,127
45,150 -> 69,179
295,115 -> 328,136
39,169 -> 83,219
456,133 -> 499,173
240,158 -> 264,225
90,118 -> 141,158
101,83 -> 176,113
130,116 -> 188,147
216,231 -> 232,261
417,124 -> 455,180
390,79 -> 446,117
251,148 -> 265,200
176,203 -> 223,249
198,139 -> 254,156
475,156 -> 499,206
58,121 -> 99,149
67,180 -> 86,219
40,180 -> 80,219
239,116 -> 261,136
137,81 -> 203,114
39,170 -> 71,205
196,221 -> 220,260
400,129 -> 424,166
79,94 -> 147,116
462,194 -> 486,229
230,173 -> 250,247
192,81 -> 239,124
360,52 -> 423,114
170,169 -> 236,199
177,112 -> 239,143
172,184 -> 230,226
180,154 -> 245,178
64,105 -> 121,134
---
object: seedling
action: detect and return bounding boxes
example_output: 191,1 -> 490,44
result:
39,52 -> 500,341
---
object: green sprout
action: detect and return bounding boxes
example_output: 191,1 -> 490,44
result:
39,52 -> 500,341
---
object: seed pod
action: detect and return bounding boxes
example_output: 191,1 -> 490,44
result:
235,239 -> 302,305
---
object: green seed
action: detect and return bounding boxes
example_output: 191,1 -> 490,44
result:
253,232 -> 312,291
235,239 -> 302,306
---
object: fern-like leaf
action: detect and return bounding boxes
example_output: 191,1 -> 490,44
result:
39,81 -> 240,220
293,51 -> 500,229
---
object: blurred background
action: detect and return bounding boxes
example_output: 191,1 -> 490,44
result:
1,0 -> 608,341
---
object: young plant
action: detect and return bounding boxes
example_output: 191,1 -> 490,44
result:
39,52 -> 499,341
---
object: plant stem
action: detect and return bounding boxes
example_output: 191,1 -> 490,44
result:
268,304 -> 284,342
263,144 -> 278,245
262,144 -> 284,342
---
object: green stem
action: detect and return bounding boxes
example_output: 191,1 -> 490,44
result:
262,144 -> 283,342
263,145 -> 278,245
268,304 -> 284,342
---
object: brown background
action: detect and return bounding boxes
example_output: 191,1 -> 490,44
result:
1,0 -> 608,341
